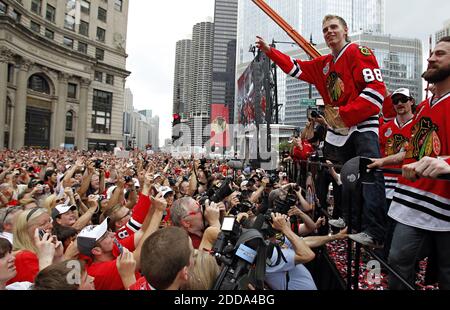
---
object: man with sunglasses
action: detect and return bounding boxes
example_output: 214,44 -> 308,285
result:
379,89 -> 416,203
377,88 -> 415,259
370,37 -> 450,289
170,197 -> 221,249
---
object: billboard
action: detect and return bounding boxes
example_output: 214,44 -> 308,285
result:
210,104 -> 230,148
236,55 -> 269,128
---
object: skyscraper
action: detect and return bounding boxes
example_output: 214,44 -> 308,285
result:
237,0 -> 301,65
302,0 -> 385,44
435,19 -> 450,42
173,39 -> 191,120
212,0 -> 238,124
188,21 -> 214,147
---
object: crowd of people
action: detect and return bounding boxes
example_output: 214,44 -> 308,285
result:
1,14 -> 449,291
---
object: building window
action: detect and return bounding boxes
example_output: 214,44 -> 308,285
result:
98,7 -> 107,22
78,42 -> 88,54
79,20 -> 89,36
80,0 -> 90,14
66,111 -> 74,131
68,83 -> 77,99
10,10 -> 21,22
106,74 -> 114,85
7,64 -> 14,83
114,0 -> 123,12
0,1 -> 6,15
96,27 -> 105,42
45,4 -> 55,22
45,28 -> 54,40
31,0 -> 41,15
30,21 -> 40,33
92,89 -> 113,134
95,48 -> 104,60
64,14 -> 75,30
28,74 -> 50,94
63,37 -> 74,49
94,71 -> 103,82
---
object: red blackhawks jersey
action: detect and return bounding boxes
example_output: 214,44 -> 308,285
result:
266,43 -> 386,146
379,117 -> 414,199
115,193 -> 151,240
389,93 -> 450,231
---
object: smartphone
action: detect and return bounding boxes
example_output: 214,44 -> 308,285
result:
38,228 -> 46,240
113,238 -> 123,255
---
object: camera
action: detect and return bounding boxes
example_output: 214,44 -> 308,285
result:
254,186 -> 300,237
310,110 -> 320,118
94,159 -> 103,169
212,216 -> 268,290
168,177 -> 176,187
309,149 -> 325,163
200,178 -> 234,206
229,197 -> 255,216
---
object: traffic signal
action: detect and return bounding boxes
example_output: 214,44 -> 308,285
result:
172,113 -> 181,143
172,113 -> 181,126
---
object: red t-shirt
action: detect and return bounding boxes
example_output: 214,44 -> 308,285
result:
6,250 -> 39,285
129,276 -> 152,291
86,234 -> 140,290
291,141 -> 314,161
189,233 -> 202,249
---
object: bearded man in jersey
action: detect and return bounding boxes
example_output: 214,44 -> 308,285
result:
256,15 -> 387,248
371,37 -> 450,290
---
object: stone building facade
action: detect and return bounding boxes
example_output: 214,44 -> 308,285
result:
0,0 -> 130,151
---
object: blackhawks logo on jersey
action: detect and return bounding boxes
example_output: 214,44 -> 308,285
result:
386,134 -> 410,156
359,46 -> 372,56
406,117 -> 441,160
326,72 -> 345,102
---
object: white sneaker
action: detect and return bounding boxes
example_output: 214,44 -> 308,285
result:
329,217 -> 346,228
348,232 -> 384,249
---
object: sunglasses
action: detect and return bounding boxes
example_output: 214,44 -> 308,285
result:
182,204 -> 202,219
392,96 -> 410,105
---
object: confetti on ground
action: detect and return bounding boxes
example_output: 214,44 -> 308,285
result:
325,240 -> 439,290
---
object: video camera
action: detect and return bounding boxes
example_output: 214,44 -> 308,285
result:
255,185 -> 300,238
228,193 -> 255,217
212,216 -> 268,290
199,177 -> 234,206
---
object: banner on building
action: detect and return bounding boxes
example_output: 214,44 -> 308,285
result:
236,56 -> 269,128
210,104 -> 230,148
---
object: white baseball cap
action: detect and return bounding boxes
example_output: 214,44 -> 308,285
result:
77,218 -> 110,257
159,186 -> 173,197
51,204 -> 77,220
391,88 -> 411,98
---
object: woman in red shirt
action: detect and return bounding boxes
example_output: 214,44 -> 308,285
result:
7,208 -> 63,285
